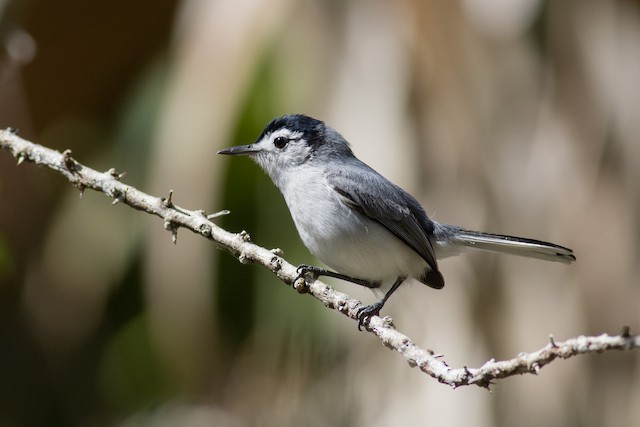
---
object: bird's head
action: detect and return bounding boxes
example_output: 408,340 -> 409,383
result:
218,114 -> 353,184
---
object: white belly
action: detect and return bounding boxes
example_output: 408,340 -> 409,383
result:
283,171 -> 427,284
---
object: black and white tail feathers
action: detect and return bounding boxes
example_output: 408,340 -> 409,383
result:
435,223 -> 576,264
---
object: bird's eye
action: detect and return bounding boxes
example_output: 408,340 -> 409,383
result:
273,136 -> 289,149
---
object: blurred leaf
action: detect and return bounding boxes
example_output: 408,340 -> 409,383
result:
99,314 -> 177,413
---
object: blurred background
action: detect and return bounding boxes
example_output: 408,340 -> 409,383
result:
0,0 -> 639,425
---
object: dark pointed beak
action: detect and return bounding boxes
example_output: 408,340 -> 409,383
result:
217,144 -> 259,156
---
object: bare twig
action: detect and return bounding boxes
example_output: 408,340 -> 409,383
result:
1,128 -> 638,388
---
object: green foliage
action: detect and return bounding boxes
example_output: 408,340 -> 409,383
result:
99,315 -> 176,413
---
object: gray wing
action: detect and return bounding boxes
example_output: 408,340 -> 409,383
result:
326,165 -> 444,289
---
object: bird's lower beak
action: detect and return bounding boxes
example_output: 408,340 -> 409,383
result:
217,144 -> 259,156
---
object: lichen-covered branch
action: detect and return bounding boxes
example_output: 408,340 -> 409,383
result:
1,128 -> 638,388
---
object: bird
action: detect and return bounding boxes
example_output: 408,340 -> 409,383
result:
218,114 -> 575,329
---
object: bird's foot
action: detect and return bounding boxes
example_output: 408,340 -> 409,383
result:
355,301 -> 384,331
293,264 -> 321,287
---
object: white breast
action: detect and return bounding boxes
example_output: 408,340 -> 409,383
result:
279,166 -> 428,284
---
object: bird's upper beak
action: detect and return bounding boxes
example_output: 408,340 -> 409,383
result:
217,144 -> 259,156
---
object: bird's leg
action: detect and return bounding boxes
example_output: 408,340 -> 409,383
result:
294,264 -> 378,288
356,277 -> 405,330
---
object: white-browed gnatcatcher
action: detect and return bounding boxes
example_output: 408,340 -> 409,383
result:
218,114 -> 575,329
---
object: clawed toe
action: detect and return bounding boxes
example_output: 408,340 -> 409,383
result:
293,264 -> 317,285
295,264 -> 310,275
356,304 -> 382,331
292,266 -> 388,330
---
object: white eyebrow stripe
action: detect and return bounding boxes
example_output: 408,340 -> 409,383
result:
270,129 -> 304,140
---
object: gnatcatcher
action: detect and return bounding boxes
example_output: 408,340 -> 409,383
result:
218,114 -> 575,329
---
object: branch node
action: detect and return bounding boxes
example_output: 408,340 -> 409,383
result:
336,298 -> 348,314
270,248 -> 284,256
197,222 -> 212,237
620,325 -> 631,338
162,190 -> 174,208
111,189 -> 125,205
16,153 -> 25,165
62,149 -> 80,173
238,251 -> 250,264
381,315 -> 394,329
293,276 -> 309,293
463,366 -> 472,378
239,230 -> 251,242
207,210 -> 230,219
76,183 -> 86,198
269,256 -> 282,271
531,362 -> 540,375
107,168 -> 126,180
164,220 -> 178,244
160,190 -> 190,215
549,334 -> 558,348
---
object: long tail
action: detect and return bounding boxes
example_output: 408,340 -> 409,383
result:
436,224 -> 576,264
